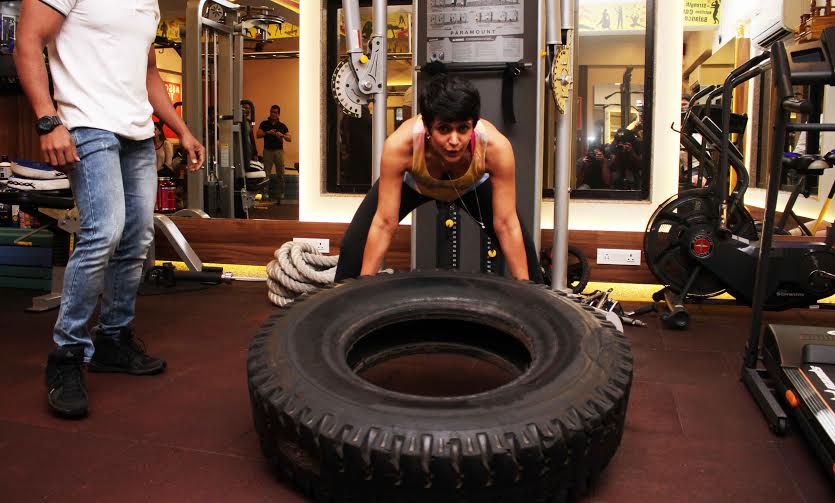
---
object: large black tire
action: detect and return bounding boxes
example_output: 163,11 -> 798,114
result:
248,271 -> 633,502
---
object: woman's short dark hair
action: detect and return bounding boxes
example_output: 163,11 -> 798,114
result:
418,74 -> 480,130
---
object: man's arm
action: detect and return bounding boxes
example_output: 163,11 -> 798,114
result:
483,122 -> 529,280
256,124 -> 267,139
147,48 -> 204,171
281,125 -> 292,143
359,118 -> 414,276
14,0 -> 78,168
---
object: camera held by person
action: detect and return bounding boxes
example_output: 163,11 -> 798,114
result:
608,128 -> 642,190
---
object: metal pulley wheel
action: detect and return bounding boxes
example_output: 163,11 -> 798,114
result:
549,40 -> 572,114
331,59 -> 369,118
204,3 -> 225,23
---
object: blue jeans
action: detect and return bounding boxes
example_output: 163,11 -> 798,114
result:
53,128 -> 157,361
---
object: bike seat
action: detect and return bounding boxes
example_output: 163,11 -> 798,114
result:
782,152 -> 835,176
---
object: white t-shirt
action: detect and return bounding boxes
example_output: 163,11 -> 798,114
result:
42,0 -> 160,140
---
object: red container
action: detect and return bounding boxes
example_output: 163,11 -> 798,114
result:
155,177 -> 177,213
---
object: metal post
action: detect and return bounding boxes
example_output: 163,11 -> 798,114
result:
184,0 -> 241,214
185,0 -> 208,210
546,0 -> 561,46
745,42 -> 791,368
551,0 -> 572,291
342,0 -> 362,54
371,0 -> 388,182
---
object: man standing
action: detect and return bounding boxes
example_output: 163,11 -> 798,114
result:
15,0 -> 205,418
257,104 -> 291,201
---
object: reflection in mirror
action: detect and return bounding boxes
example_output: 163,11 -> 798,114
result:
156,0 -> 302,221
241,7 -> 301,221
753,78 -> 823,197
680,20 -> 735,193
543,0 -> 654,201
578,74 -> 645,191
326,1 -> 414,195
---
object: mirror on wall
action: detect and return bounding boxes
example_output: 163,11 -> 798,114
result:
153,0 -> 302,221
544,0 -> 655,201
325,1 -> 414,195
240,19 -> 301,221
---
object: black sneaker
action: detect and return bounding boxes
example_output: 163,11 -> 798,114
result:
88,327 -> 167,376
45,344 -> 88,418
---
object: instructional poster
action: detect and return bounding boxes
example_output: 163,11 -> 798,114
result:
427,0 -> 524,64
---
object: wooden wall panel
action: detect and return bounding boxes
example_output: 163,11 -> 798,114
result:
154,217 -> 657,284
0,94 -> 41,160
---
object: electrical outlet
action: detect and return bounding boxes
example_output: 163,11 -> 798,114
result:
293,237 -> 330,253
596,248 -> 641,266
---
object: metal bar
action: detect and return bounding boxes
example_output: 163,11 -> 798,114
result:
372,0 -> 387,182
185,1 -> 206,209
204,29 -> 211,174
342,0 -> 362,54
416,62 -> 534,73
718,52 -> 770,225
201,18 -> 235,34
746,42 -> 790,370
153,215 -> 204,271
546,0 -> 561,46
786,123 -> 835,131
551,0 -> 575,291
243,50 -> 300,59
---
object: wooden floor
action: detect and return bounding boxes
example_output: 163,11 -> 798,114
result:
1,282 -> 833,502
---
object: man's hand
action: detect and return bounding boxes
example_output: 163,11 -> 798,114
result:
41,126 -> 79,172
179,132 -> 205,172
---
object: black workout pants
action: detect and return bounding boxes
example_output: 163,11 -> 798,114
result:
334,179 -> 544,283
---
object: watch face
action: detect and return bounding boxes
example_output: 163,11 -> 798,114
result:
37,116 -> 60,135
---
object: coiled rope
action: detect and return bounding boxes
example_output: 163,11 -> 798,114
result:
266,241 -> 339,306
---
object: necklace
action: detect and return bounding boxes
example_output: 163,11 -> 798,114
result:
445,171 -> 486,230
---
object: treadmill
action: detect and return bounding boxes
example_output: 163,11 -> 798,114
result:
759,325 -> 835,473
742,30 -> 835,484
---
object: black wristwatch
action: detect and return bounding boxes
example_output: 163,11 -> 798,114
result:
36,115 -> 63,136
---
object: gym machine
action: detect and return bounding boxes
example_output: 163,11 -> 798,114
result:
643,37 -> 835,328
743,32 -> 835,483
183,0 -> 284,219
330,0 -> 583,292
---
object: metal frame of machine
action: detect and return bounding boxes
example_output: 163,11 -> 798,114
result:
741,32 -> 835,482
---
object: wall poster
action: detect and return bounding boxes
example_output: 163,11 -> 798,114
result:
427,0 -> 524,64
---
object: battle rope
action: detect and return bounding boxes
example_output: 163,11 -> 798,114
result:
266,241 -> 339,306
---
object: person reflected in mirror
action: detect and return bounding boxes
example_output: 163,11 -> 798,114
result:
15,0 -> 205,419
576,144 -> 611,190
242,102 -> 259,162
334,74 -> 543,283
608,128 -> 643,190
257,104 -> 291,202
153,121 -> 175,178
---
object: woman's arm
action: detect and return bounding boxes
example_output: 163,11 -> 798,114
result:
359,118 -> 415,275
482,121 -> 530,280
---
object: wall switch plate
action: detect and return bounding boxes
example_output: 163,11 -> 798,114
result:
293,237 -> 330,253
596,248 -> 641,266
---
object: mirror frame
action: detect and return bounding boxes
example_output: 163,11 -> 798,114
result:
543,0 -> 656,201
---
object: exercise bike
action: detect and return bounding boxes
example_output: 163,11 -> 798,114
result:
643,39 -> 835,328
